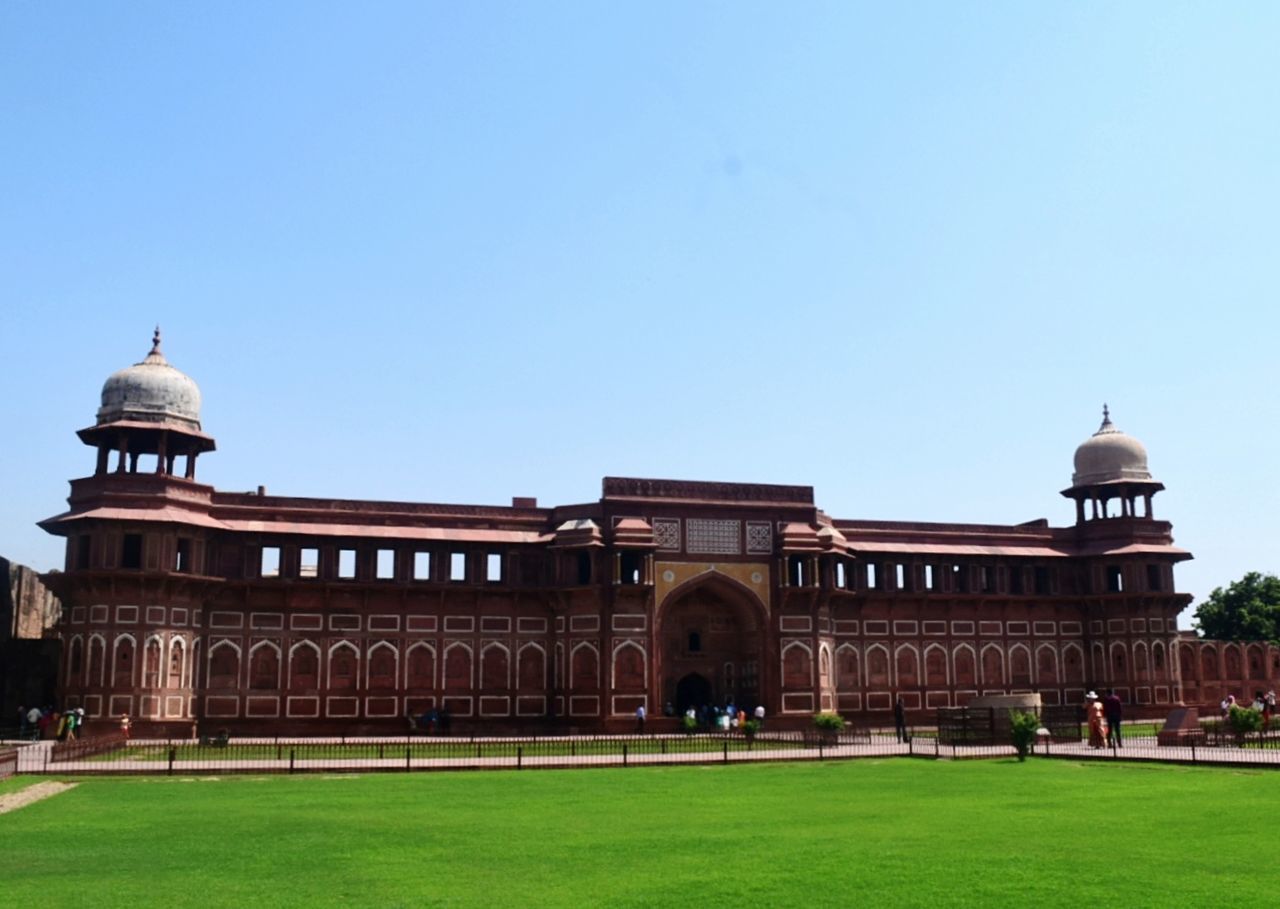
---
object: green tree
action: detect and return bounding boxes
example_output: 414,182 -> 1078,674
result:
1194,572 -> 1280,643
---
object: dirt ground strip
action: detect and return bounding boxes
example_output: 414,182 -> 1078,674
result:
0,781 -> 77,814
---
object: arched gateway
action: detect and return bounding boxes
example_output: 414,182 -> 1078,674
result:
658,576 -> 765,713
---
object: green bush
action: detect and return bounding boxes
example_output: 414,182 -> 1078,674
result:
1228,704 -> 1264,741
741,719 -> 761,738
813,712 -> 845,733
1009,710 -> 1040,762
680,714 -> 698,735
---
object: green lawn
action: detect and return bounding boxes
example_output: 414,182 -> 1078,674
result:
1,759 -> 1273,907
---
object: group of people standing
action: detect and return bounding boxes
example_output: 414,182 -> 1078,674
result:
1084,689 -> 1124,748
16,705 -> 85,742
1219,690 -> 1276,728
407,706 -> 452,735
675,702 -> 765,732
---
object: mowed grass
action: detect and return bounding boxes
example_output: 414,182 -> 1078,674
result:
1,759 -> 1274,908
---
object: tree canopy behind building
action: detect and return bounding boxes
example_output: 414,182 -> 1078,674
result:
1194,572 -> 1280,643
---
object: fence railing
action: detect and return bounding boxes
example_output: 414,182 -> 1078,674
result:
0,748 -> 18,780
12,721 -> 1280,776
21,727 -> 897,776
936,706 -> 1082,746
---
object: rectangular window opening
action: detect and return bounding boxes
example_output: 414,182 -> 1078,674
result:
486,552 -> 503,582
1034,566 -> 1050,595
338,549 -> 357,580
449,552 -> 466,582
895,563 -> 907,591
300,548 -> 320,579
413,551 -> 431,581
122,534 -> 143,570
835,562 -> 846,589
1146,564 -> 1163,592
924,564 -> 936,591
77,535 -> 92,570
1009,566 -> 1024,595
376,549 -> 395,580
576,551 -> 592,585
788,555 -> 806,587
620,551 -> 643,585
1106,565 -> 1124,593
261,546 -> 281,578
953,564 -> 967,593
981,565 -> 995,594
175,538 -> 191,574
866,562 -> 879,590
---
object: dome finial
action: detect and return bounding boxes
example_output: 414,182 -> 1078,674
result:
1098,403 -> 1113,433
151,325 -> 162,355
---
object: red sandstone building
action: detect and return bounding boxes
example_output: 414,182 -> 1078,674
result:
40,335 -> 1280,734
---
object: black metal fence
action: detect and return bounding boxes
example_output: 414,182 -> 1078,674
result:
0,747 -> 17,780
18,727 -> 893,776
936,706 -> 1082,746
10,718 -> 1280,776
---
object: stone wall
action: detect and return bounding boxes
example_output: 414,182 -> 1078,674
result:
1,557 -> 61,641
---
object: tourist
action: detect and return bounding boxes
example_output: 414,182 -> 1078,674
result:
663,701 -> 674,718
16,705 -> 27,739
1085,692 -> 1107,748
1103,689 -> 1123,748
119,713 -> 131,740
1265,691 -> 1276,730
893,696 -> 908,743
25,705 -> 41,740
635,704 -> 646,734
754,704 -> 765,729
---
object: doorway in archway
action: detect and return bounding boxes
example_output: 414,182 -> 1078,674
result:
660,581 -> 762,711
676,672 -> 712,714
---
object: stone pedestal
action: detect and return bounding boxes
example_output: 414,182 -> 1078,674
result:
1157,707 -> 1205,746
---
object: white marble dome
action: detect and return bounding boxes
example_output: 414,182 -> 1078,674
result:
96,330 -> 202,430
1071,406 -> 1152,486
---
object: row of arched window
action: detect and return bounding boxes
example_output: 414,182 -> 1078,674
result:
64,634 -> 651,694
779,639 -> 1175,690
1178,642 -> 1279,681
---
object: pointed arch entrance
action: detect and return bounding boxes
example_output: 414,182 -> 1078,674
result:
657,574 -> 765,712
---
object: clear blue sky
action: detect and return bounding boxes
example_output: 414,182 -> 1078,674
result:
3,3 -> 1277,629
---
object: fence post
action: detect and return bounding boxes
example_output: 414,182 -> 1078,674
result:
518,745 -> 523,770
1191,741 -> 1196,763
289,748 -> 295,774
406,746 -> 411,771
661,738 -> 667,755
908,736 -> 913,756
818,741 -> 824,761
623,743 -> 628,767
723,741 -> 728,764
167,746 -> 175,776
